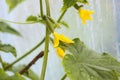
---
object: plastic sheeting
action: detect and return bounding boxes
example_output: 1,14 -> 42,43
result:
0,0 -> 120,80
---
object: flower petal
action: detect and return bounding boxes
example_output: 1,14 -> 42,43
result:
78,8 -> 94,24
56,47 -> 65,58
53,32 -> 60,47
53,32 -> 74,47
59,34 -> 74,44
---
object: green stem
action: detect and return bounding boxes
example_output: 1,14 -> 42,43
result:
74,4 -> 84,10
0,56 -> 5,68
57,10 -> 67,22
40,0 -> 43,18
40,0 -> 50,79
45,16 -> 54,33
45,0 -> 50,16
0,18 -> 38,24
40,28 -> 49,80
4,38 -> 45,70
61,74 -> 67,80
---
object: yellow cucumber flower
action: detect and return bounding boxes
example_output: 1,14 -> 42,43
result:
78,8 -> 94,24
53,32 -> 74,47
56,47 -> 65,58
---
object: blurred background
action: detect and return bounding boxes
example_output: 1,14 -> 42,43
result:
0,0 -> 120,80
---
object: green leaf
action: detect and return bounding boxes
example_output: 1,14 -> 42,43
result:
59,21 -> 69,28
62,0 -> 77,11
26,15 -> 39,22
0,68 -> 25,80
6,0 -> 25,12
62,38 -> 120,80
62,0 -> 88,11
8,65 -> 39,80
26,15 -> 45,24
0,56 -> 5,68
47,17 -> 69,29
4,73 -> 25,80
0,68 -> 8,79
0,55 -> 10,68
0,56 -> 2,63
0,22 -> 21,36
26,69 -> 39,80
0,42 -> 17,57
78,0 -> 88,3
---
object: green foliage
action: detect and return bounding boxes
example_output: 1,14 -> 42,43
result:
0,68 -> 8,79
0,56 -> 2,63
0,56 -> 9,68
62,0 -> 88,11
62,38 -> 120,80
26,15 -> 39,22
26,15 -> 45,24
26,15 -> 69,29
59,21 -> 69,28
46,17 -> 69,29
8,65 -> 39,80
78,0 -> 88,3
6,0 -> 25,12
62,0 -> 77,11
0,42 -> 17,57
2,0 -> 120,80
0,68 -> 25,80
26,69 -> 39,80
0,22 -> 21,36
46,17 -> 60,29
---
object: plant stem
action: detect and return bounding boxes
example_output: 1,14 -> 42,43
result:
0,18 -> 38,24
40,0 -> 43,18
40,28 -> 49,80
61,74 -> 67,80
0,56 -> 5,68
57,10 -> 67,22
19,51 -> 44,74
74,4 -> 84,10
40,0 -> 50,79
45,16 -> 54,33
45,0 -> 50,16
4,38 -> 45,70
